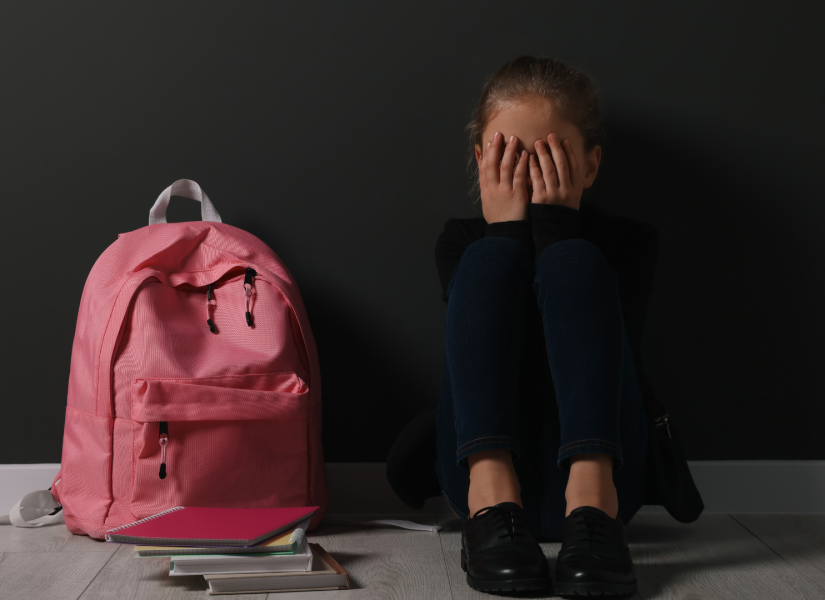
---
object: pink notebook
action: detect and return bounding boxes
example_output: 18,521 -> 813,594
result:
104,506 -> 318,546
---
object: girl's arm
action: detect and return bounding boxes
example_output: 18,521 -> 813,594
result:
607,222 -> 660,359
435,216 -> 540,305
434,218 -> 485,303
529,203 -> 582,259
608,221 -> 664,421
527,134 -> 585,259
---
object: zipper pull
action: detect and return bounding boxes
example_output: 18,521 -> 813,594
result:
206,283 -> 217,333
655,413 -> 672,439
158,421 -> 169,479
244,267 -> 257,327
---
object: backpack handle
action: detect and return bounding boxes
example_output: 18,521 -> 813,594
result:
149,179 -> 223,225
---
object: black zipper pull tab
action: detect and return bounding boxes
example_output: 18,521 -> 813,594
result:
655,413 -> 672,439
159,421 -> 169,479
206,283 -> 217,333
244,268 -> 257,327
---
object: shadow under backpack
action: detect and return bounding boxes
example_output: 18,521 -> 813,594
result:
8,180 -> 329,538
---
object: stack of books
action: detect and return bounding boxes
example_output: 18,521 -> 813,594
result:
105,506 -> 351,595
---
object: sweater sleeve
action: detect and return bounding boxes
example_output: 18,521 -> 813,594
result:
435,218 -> 484,304
483,219 -> 533,250
529,203 -> 581,259
610,222 -> 663,420
611,224 -> 659,356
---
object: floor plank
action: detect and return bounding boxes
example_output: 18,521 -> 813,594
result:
274,515 -> 452,600
731,514 -> 825,593
0,523 -> 119,554
0,550 -> 114,600
6,515 -> 452,600
78,543 -> 267,600
8,514 -> 825,599
628,514 -> 825,599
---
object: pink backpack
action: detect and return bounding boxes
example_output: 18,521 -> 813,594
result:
45,180 -> 327,539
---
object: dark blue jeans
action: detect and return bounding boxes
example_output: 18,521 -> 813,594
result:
434,237 -> 648,542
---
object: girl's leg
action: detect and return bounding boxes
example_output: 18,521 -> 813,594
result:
532,238 -> 648,541
434,236 -> 533,519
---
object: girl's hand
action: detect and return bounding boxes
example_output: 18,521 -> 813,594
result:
479,131 -> 530,224
529,133 -> 583,210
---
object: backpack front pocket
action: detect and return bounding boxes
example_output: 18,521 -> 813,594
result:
130,372 -> 310,519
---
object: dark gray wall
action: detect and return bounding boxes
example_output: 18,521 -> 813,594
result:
2,1 -> 822,464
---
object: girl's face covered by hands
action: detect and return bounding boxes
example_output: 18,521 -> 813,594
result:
474,95 -> 602,219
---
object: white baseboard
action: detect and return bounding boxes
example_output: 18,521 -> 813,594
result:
3,461 -> 824,518
0,464 -> 62,517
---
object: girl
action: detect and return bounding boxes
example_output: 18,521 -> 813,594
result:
431,56 -> 665,597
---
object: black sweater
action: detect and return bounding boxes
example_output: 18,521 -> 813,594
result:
435,201 -> 659,357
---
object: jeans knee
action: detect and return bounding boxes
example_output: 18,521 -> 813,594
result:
464,236 -> 531,264
449,237 -> 532,296
535,238 -> 614,284
539,237 -> 600,262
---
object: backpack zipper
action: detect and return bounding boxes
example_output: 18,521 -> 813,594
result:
206,283 -> 217,333
206,268 -> 256,332
158,421 -> 169,479
655,413 -> 672,439
244,267 -> 257,327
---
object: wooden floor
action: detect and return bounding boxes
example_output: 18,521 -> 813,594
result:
2,513 -> 825,599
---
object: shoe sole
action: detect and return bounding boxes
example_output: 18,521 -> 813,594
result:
461,553 -> 552,592
554,580 -> 637,597
467,575 -> 552,592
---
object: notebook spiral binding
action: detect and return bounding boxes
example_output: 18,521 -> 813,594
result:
104,506 -> 184,538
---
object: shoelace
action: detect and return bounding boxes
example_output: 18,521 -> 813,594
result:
562,512 -> 618,559
473,505 -> 530,541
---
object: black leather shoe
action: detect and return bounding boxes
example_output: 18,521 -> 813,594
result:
554,506 -> 637,597
460,502 -> 552,592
